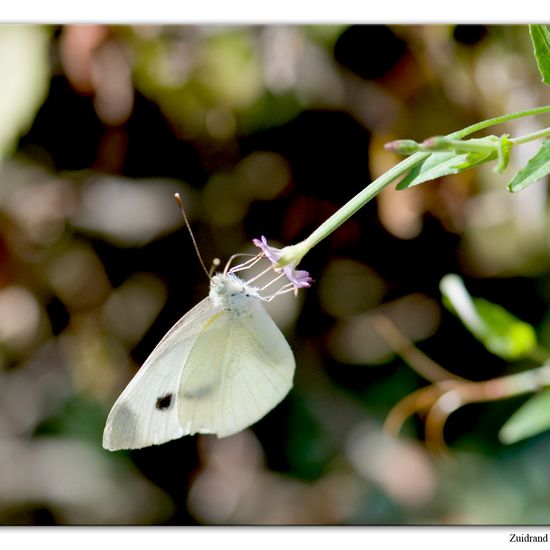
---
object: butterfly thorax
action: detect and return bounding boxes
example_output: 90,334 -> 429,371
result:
209,273 -> 261,315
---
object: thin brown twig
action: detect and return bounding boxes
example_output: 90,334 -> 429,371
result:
383,381 -> 463,437
424,363 -> 550,453
374,313 -> 550,455
372,315 -> 467,384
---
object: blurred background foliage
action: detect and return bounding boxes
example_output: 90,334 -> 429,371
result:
1,23 -> 550,525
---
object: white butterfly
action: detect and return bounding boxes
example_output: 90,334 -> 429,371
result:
102,268 -> 296,451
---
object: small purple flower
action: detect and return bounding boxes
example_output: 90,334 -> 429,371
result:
284,266 -> 313,289
253,236 -> 281,265
253,235 -> 312,290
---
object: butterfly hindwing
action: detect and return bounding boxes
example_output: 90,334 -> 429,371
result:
177,300 -> 295,437
175,309 -> 231,435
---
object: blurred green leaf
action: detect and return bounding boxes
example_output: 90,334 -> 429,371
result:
473,299 -> 537,360
529,25 -> 550,87
198,31 -> 263,109
507,139 -> 550,192
396,150 -> 494,189
499,388 -> 550,444
0,25 -> 50,163
35,396 -> 107,445
238,90 -> 302,134
440,274 -> 537,360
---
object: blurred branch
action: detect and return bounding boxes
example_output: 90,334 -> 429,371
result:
424,363 -> 550,453
372,315 -> 466,383
383,381 -> 461,438
375,314 -> 550,454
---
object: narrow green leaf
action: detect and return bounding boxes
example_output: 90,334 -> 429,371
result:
440,274 -> 537,361
396,150 -> 493,190
440,274 -> 486,336
507,139 -> 550,192
454,150 -> 495,171
397,152 -> 466,189
499,388 -> 550,444
495,134 -> 513,173
529,25 -> 550,87
473,298 -> 537,360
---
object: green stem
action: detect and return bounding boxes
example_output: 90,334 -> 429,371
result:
297,105 -> 550,255
452,105 -> 550,139
300,151 -> 429,252
510,126 -> 550,145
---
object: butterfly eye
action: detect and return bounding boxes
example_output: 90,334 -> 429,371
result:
155,393 -> 173,410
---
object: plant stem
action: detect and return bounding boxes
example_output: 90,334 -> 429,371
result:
452,105 -> 550,139
300,151 -> 429,252
509,126 -> 550,145
298,105 -> 550,255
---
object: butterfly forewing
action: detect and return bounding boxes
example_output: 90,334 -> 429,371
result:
102,297 -> 222,450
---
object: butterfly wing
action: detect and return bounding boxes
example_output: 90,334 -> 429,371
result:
102,297 -> 222,451
177,300 -> 295,437
104,292 -> 296,449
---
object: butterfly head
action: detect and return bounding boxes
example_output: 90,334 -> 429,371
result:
209,273 -> 261,314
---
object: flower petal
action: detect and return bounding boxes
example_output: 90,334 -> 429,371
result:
253,235 -> 312,291
253,235 -> 281,264
283,266 -> 312,288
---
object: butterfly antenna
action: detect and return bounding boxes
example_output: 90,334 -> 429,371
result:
209,258 -> 221,277
174,193 -> 211,279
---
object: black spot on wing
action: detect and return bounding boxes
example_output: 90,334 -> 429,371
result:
156,393 -> 173,410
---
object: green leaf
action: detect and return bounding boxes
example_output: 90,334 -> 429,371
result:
507,139 -> 550,192
396,150 -> 494,190
499,388 -> 550,444
473,298 -> 537,360
454,150 -> 496,171
35,396 -> 107,444
495,134 -> 513,173
529,25 -> 550,87
440,274 -> 537,360
397,152 -> 467,189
